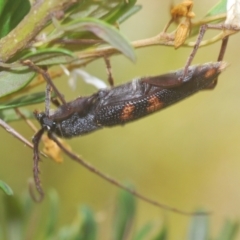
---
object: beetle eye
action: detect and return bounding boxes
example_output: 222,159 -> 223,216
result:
34,112 -> 46,122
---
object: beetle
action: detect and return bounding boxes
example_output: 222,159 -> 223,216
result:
30,61 -> 225,211
35,62 -> 225,138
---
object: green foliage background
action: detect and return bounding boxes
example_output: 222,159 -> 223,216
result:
1,0 -> 240,239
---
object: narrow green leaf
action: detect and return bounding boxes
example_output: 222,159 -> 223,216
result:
45,190 -> 59,238
0,0 -> 8,17
58,18 -> 136,62
21,191 -> 34,223
205,0 -> 227,17
0,0 -> 30,38
0,180 -> 13,195
58,227 -> 73,240
133,222 -> 153,240
187,211 -> 209,240
0,108 -> 34,122
0,226 -> 3,240
4,195 -> 23,220
3,195 -> 23,240
75,206 -> 97,240
66,0 -> 136,24
23,48 -> 76,66
0,69 -> 35,98
0,92 -> 46,110
118,5 -> 142,23
190,0 -> 227,37
45,1 -> 138,57
152,224 -> 168,240
102,0 -> 138,24
217,220 -> 239,240
112,186 -> 136,240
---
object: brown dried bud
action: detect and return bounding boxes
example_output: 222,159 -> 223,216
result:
174,19 -> 191,48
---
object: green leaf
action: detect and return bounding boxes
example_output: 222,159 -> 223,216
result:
216,220 -> 239,240
0,226 -> 3,240
23,48 -> 76,66
112,186 -> 136,240
57,206 -> 97,240
0,92 -> 46,110
43,1 -> 138,60
3,195 -> 23,240
102,0 -> 138,24
75,206 -> 97,240
21,191 -> 34,223
0,180 -> 13,195
133,222 -> 153,240
56,18 -> 136,62
0,69 -> 35,98
190,0 -> 227,37
45,190 -> 59,238
152,225 -> 168,240
205,0 -> 227,17
0,0 -> 30,38
187,211 -> 209,240
58,227 -> 74,240
0,108 -> 34,122
118,5 -> 142,24
65,0 -> 137,24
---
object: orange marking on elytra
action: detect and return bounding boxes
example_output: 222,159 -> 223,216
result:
120,104 -> 135,121
204,68 -> 216,78
147,96 -> 164,113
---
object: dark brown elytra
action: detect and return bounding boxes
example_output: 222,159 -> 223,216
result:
24,60 -> 225,215
35,62 -> 225,138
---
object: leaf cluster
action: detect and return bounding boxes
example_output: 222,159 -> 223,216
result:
0,182 -> 238,240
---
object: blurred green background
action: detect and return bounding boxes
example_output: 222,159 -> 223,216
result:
1,0 -> 240,239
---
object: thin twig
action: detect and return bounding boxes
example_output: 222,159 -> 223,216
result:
0,0 -> 77,62
4,109 -> 47,158
191,13 -> 226,27
52,38 -> 104,44
50,133 -> 210,216
0,118 -> 33,150
103,57 -> 114,87
15,108 -> 38,132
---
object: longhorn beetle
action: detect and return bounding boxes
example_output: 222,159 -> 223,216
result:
23,60 -> 225,215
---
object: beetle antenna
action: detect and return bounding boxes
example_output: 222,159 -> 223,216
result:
48,131 -> 210,216
22,60 -> 66,106
31,127 -> 45,202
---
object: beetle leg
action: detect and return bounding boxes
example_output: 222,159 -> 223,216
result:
182,24 -> 208,79
205,36 -> 229,89
104,57 -> 114,87
217,36 -> 229,62
142,72 -> 185,88
51,97 -> 62,107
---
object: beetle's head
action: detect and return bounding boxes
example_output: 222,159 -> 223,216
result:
34,110 -> 56,132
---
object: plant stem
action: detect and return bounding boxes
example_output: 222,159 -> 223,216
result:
0,0 -> 78,62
